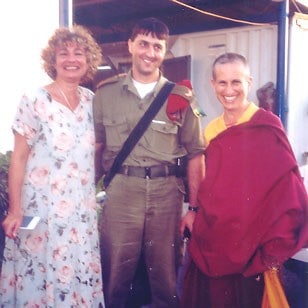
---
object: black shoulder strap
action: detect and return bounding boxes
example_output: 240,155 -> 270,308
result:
104,81 -> 175,188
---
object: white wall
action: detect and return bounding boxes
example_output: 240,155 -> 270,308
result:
170,25 -> 278,128
287,13 -> 308,166
0,1 -> 59,153
170,22 -> 308,168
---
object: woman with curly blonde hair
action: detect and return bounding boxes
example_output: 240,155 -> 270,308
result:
0,25 -> 105,307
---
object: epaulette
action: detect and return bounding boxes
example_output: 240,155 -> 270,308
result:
170,80 -> 193,100
95,73 -> 127,90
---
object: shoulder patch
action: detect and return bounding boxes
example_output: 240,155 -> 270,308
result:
95,73 -> 127,90
167,79 -> 206,121
170,79 -> 193,99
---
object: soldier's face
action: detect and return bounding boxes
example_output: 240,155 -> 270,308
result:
128,33 -> 166,80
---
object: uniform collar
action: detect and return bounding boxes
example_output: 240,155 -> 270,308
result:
123,70 -> 168,97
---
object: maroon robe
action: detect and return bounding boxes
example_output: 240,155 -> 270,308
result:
181,109 -> 308,307
190,109 -> 308,278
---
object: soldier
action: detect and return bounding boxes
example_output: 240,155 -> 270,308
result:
93,17 -> 205,308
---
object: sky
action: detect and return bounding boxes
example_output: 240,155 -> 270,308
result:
0,1 -> 58,153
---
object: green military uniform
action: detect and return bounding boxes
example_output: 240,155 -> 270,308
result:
93,71 -> 205,308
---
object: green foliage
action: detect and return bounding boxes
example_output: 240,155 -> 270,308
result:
0,151 -> 11,216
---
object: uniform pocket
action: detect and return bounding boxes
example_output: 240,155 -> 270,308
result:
103,115 -> 129,150
175,177 -> 187,196
146,121 -> 179,154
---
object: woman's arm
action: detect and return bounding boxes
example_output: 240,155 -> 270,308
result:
2,133 -> 29,238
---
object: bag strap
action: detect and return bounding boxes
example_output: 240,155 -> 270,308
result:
103,81 -> 175,188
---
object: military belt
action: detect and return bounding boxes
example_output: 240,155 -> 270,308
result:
117,165 -> 176,179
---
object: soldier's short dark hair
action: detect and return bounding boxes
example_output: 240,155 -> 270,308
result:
130,17 -> 169,41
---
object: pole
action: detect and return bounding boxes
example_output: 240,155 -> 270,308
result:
59,0 -> 73,27
275,0 -> 289,126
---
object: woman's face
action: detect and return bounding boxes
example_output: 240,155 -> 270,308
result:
211,61 -> 252,114
54,42 -> 88,83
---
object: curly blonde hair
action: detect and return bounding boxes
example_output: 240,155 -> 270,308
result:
41,25 -> 103,83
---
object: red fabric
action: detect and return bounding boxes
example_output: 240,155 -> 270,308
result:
180,259 -> 264,308
189,109 -> 308,277
166,80 -> 192,121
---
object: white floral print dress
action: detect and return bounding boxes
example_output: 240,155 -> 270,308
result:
0,87 -> 105,307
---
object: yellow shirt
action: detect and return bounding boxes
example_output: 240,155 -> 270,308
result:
204,102 -> 259,145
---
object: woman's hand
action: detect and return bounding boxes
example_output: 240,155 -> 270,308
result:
2,211 -> 23,239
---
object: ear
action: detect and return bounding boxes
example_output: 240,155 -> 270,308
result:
128,39 -> 133,54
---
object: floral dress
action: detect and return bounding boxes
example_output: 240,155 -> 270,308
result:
0,87 -> 105,307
